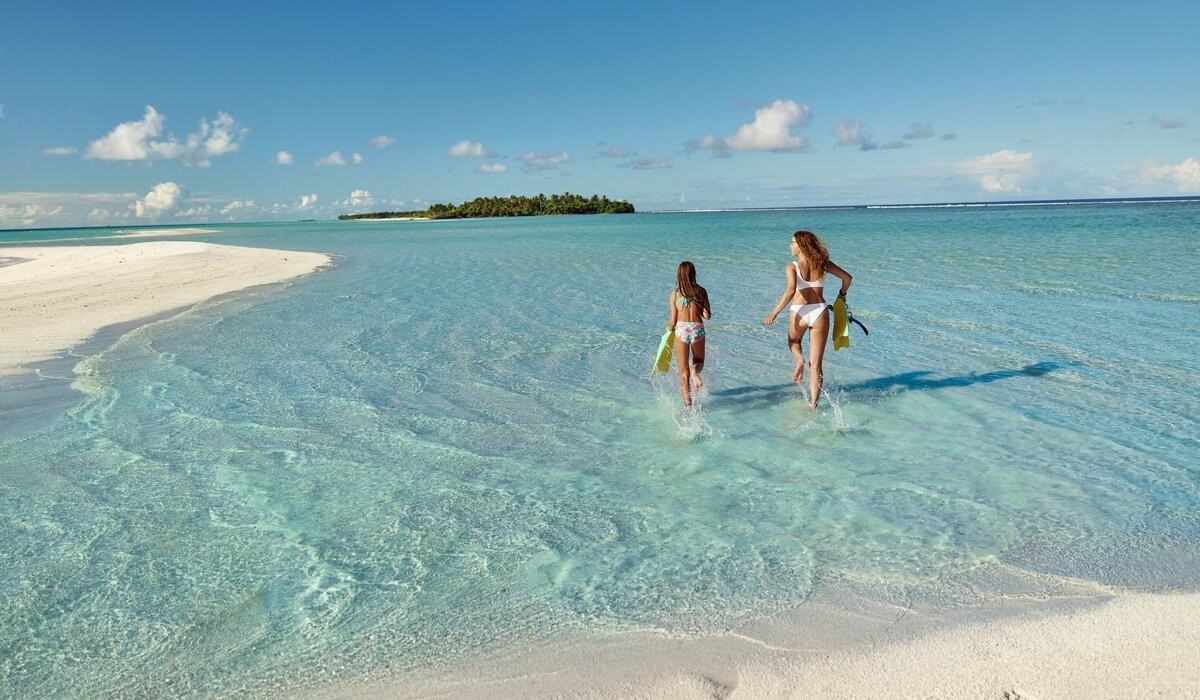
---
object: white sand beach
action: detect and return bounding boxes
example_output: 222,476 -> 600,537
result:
375,590 -> 1200,698
0,241 -> 330,377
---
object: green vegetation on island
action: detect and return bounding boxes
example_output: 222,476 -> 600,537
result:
338,192 -> 635,220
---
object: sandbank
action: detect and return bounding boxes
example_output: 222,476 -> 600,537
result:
359,589 -> 1200,698
0,241 -> 330,377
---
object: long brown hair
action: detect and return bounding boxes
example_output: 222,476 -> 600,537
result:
792,230 -> 829,274
676,260 -> 705,303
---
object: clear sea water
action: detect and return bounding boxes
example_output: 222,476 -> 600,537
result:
1,204 -> 1198,696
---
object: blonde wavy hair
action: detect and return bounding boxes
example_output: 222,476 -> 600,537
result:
792,230 -> 829,273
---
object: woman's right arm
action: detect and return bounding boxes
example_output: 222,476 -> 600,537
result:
763,265 -> 796,325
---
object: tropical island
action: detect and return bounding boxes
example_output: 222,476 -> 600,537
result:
338,192 -> 635,220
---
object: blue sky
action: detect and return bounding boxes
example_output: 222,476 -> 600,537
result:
2,0 -> 1198,228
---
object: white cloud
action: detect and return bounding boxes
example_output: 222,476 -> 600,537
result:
518,151 -> 570,172
688,99 -> 812,154
84,106 -> 246,166
42,146 -> 78,156
370,135 -> 396,148
1140,157 -> 1200,191
276,150 -> 294,165
0,204 -> 64,228
954,150 -> 1035,193
175,206 -> 213,219
316,151 -> 347,166
299,193 -> 318,209
447,139 -> 493,158
86,106 -> 170,160
728,100 -> 811,151
183,112 -> 248,166
833,119 -> 878,151
352,152 -> 363,165
221,200 -> 257,216
476,163 -> 507,173
0,104 -> 5,119
347,189 -> 373,207
134,181 -> 184,218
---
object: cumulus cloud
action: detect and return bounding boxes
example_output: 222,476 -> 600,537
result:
476,163 -> 507,173
220,200 -> 257,216
880,141 -> 910,150
941,133 -> 958,140
370,135 -> 396,148
85,106 -> 247,166
0,204 -> 64,228
299,193 -> 318,209
276,150 -> 294,165
903,123 -> 935,140
954,150 -> 1035,193
183,112 -> 248,166
0,104 -> 5,119
1140,157 -> 1200,191
43,146 -> 78,156
1152,116 -> 1186,129
833,119 -> 878,151
316,151 -> 347,166
518,151 -> 571,172
352,152 -> 363,165
134,181 -> 184,218
447,139 -> 493,158
347,189 -> 373,207
688,99 -> 812,155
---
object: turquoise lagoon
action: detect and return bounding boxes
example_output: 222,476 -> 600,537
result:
2,203 -> 1198,696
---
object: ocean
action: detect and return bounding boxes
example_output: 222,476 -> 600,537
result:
2,203 -> 1198,696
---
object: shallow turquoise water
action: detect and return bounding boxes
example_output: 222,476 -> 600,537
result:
2,205 -> 1198,696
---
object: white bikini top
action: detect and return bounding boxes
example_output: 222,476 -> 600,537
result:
793,261 -> 824,288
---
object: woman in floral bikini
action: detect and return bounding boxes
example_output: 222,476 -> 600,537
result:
667,261 -> 712,408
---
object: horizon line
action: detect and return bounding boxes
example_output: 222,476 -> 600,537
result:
3,195 -> 1199,233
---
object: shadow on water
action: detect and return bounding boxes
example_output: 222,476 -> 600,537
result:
709,361 -> 1066,410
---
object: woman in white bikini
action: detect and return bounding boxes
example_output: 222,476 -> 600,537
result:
668,261 -> 712,409
763,230 -> 853,409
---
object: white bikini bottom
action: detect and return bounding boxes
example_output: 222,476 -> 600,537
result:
789,302 -> 828,327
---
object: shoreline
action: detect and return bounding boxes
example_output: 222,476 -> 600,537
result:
344,586 -> 1200,698
0,241 -> 331,379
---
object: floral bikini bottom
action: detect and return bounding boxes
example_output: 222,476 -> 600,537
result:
675,321 -> 706,345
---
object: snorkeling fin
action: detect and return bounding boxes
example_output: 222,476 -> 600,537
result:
653,328 -> 675,373
831,298 -> 850,351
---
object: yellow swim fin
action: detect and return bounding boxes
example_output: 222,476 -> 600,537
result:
653,328 -> 675,373
831,298 -> 850,351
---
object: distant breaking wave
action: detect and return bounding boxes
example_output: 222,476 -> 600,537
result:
648,195 -> 1200,214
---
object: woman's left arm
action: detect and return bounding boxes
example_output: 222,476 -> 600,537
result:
826,260 -> 853,299
702,290 -> 712,320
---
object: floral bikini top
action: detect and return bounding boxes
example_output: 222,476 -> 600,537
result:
675,290 -> 698,307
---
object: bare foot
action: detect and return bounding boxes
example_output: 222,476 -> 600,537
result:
807,399 -> 819,410
792,359 -> 805,383
691,372 -> 704,391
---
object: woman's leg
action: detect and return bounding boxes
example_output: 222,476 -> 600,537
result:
675,335 -> 693,407
788,312 -> 808,383
806,310 -> 831,409
690,337 -> 706,390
